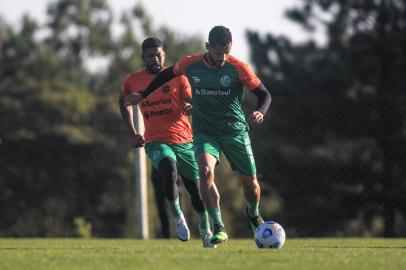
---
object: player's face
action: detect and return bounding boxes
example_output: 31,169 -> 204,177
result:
142,47 -> 165,74
206,42 -> 232,67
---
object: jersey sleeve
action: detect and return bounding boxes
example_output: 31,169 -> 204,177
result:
232,57 -> 261,90
173,54 -> 203,76
173,56 -> 190,76
179,75 -> 192,98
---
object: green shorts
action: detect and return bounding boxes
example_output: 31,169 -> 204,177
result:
145,142 -> 199,181
193,131 -> 256,176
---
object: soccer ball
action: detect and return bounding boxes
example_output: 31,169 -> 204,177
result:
254,221 -> 286,249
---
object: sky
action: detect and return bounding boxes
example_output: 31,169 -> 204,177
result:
0,0 -> 324,64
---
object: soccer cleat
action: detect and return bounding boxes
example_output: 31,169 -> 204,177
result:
174,215 -> 190,241
199,227 -> 217,248
209,224 -> 228,245
245,206 -> 264,234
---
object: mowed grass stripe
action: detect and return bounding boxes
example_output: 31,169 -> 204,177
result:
0,238 -> 405,270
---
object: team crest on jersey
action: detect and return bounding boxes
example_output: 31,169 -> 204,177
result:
161,85 -> 170,93
220,75 -> 231,87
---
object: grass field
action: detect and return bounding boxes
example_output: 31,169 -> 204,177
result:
1,238 -> 405,270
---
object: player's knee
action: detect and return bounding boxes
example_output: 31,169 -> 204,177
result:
199,165 -> 213,183
198,165 -> 208,178
253,181 -> 261,195
163,167 -> 177,184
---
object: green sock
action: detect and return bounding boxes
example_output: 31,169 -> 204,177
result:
247,202 -> 260,217
208,207 -> 224,227
167,197 -> 182,218
197,211 -> 210,230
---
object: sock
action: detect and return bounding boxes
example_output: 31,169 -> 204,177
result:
197,211 -> 210,230
247,201 -> 260,217
208,207 -> 224,227
167,197 -> 182,218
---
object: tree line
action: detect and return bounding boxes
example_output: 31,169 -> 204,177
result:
247,0 -> 406,237
1,0 -> 405,237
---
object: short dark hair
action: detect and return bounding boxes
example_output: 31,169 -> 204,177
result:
208,26 -> 232,46
142,37 -> 163,52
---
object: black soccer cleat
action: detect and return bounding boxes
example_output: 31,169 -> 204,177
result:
245,206 -> 264,233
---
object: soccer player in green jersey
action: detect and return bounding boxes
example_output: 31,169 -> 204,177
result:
125,26 -> 272,245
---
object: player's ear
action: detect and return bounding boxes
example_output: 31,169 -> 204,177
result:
205,42 -> 210,51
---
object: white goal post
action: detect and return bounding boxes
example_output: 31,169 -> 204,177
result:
133,106 -> 148,239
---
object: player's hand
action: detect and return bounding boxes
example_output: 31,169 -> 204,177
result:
125,93 -> 144,106
183,102 -> 192,115
248,111 -> 264,125
129,134 -> 145,148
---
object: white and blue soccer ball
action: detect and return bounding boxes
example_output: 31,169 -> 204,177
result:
254,221 -> 286,249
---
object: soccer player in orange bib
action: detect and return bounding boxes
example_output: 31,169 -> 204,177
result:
119,38 -> 215,248
125,26 -> 272,245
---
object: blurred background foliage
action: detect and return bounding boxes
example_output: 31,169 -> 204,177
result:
1,0 -> 405,238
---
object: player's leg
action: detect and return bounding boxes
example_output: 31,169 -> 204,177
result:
196,153 -> 221,220
151,167 -> 170,238
221,131 -> 264,234
181,177 -> 205,222
240,174 -> 264,233
145,142 -> 190,241
157,157 -> 190,241
172,142 -> 215,248
194,132 -> 228,244
182,176 -> 215,248
196,153 -> 228,244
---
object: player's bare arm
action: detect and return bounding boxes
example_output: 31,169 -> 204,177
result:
119,95 -> 145,147
248,83 -> 271,125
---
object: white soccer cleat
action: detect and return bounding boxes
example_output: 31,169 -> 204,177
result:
199,228 -> 217,248
174,215 -> 190,241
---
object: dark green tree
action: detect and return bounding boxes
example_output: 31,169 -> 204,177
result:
0,1 -> 206,238
46,0 -> 113,65
0,9 -> 127,237
247,0 -> 406,236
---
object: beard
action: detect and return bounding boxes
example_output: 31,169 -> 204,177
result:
206,54 -> 225,67
147,63 -> 162,74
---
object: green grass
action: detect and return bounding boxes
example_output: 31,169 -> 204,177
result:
1,238 -> 405,270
